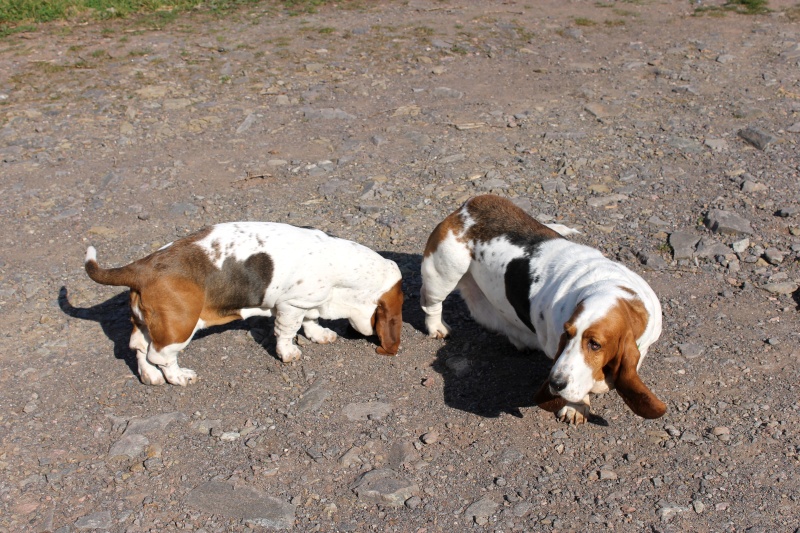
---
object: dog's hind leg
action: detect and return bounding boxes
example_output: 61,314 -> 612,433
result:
420,233 -> 472,339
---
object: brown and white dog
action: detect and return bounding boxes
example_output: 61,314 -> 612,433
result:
420,195 -> 665,424
85,222 -> 403,386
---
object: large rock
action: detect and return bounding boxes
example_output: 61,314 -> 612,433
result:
704,210 -> 753,235
669,231 -> 700,260
342,402 -> 393,421
185,482 -> 295,529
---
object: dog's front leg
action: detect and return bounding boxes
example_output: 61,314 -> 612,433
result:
130,324 -> 165,385
146,343 -> 197,386
302,318 -> 338,345
274,304 -> 305,362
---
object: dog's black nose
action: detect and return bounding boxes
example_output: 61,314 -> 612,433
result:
549,378 -> 568,393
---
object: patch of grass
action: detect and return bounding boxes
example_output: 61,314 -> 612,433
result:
0,22 -> 34,37
0,0 -> 332,33
604,19 -> 626,26
612,8 -> 638,17
573,17 -> 596,26
127,46 -> 152,56
694,0 -> 770,16
317,26 -> 334,34
786,4 -> 800,21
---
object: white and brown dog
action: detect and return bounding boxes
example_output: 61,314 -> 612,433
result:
420,195 -> 665,423
85,222 -> 403,386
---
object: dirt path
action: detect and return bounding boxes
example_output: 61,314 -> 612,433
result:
1,1 -> 799,531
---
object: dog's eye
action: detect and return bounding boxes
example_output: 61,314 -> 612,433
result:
588,340 -> 601,351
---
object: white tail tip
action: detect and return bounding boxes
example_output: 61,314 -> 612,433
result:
544,223 -> 581,237
85,246 -> 97,264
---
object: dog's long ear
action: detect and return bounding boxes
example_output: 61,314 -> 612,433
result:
613,330 -> 666,419
374,281 -> 403,356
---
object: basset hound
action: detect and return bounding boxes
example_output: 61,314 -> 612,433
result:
420,195 -> 665,424
85,222 -> 403,386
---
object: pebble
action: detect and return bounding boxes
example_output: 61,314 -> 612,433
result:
420,431 -> 439,444
464,496 -> 499,524
669,231 -> 700,260
738,126 -> 778,150
704,209 -> 753,235
351,469 -> 419,507
342,401 -> 393,421
762,281 -> 798,295
74,511 -> 113,530
445,356 -> 472,377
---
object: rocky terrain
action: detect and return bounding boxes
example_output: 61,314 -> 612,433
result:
1,0 -> 799,531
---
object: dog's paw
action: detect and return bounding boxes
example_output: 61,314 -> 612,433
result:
164,367 -> 197,387
425,318 -> 450,339
139,365 -> 166,386
556,403 -> 589,425
277,342 -> 302,363
304,324 -> 338,344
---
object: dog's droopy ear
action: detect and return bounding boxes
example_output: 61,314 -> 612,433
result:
374,280 -> 403,356
613,331 -> 666,419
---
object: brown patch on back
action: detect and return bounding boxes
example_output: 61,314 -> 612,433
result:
423,210 -> 465,257
463,195 -> 563,244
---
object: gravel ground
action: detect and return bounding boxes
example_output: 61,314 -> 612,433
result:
1,0 -> 799,531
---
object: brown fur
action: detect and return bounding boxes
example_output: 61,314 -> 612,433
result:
373,280 -> 404,355
463,195 -> 563,243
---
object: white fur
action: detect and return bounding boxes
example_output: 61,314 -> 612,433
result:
421,219 -> 661,420
95,222 -> 401,385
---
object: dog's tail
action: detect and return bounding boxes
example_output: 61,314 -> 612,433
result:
85,246 -> 139,289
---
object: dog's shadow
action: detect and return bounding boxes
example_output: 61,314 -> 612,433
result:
58,286 -> 259,379
387,249 -> 609,425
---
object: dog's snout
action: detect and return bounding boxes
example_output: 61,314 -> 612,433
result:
549,377 -> 568,393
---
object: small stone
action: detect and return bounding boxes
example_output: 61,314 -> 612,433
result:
777,206 -> 799,217
338,446 -> 362,468
693,500 -> 705,513
420,431 -> 439,444
296,386 -> 331,413
704,209 -> 753,235
763,282 -> 797,295
763,248 -> 784,265
732,238 -> 750,253
712,426 -> 730,436
669,231 -> 700,260
220,432 -> 240,442
432,87 -> 464,99
599,469 -> 618,480
704,138 -> 728,152
405,496 -> 422,509
351,469 -> 419,507
584,103 -> 622,120
741,180 -> 767,193
464,496 -> 499,523
342,402 -> 393,421
738,127 -> 778,150
445,356 -> 472,377
75,511 -> 113,530
677,343 -> 704,359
